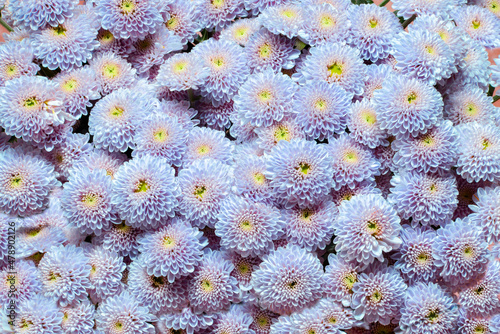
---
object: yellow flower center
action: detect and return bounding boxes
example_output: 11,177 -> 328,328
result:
342,272 -> 357,291
256,316 -> 268,327
174,61 -> 188,73
253,172 -> 266,185
201,279 -> 213,292
153,128 -> 168,142
315,98 -> 328,111
120,0 -> 136,14
258,90 -> 273,102
240,220 -> 253,231
10,174 -> 23,188
274,126 -> 290,142
281,9 -> 296,18
343,150 -> 358,163
427,309 -> 440,323
212,57 -> 225,68
211,0 -> 224,9
62,79 -> 78,92
482,138 -> 490,150
369,18 -> 378,28
194,185 -> 206,200
297,162 -> 311,175
100,30 -> 114,42
472,19 -> 481,29
197,145 -> 210,155
52,25 -> 67,36
27,227 -> 41,237
163,236 -> 176,249
134,180 -> 149,193
320,15 -> 334,27
367,221 -> 379,236
407,92 -> 418,104
238,263 -> 249,275
23,97 -> 39,109
166,15 -> 179,30
421,135 -> 434,146
259,43 -> 272,58
5,64 -> 17,77
327,62 -> 343,77
110,106 -> 124,117
417,252 -> 429,264
82,193 -> 100,207
151,275 -> 165,288
362,111 -> 376,125
370,290 -> 383,302
103,63 -> 120,79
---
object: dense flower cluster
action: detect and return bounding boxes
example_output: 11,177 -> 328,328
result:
1,0 -> 499,332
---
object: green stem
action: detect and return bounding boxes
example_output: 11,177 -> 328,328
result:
379,0 -> 390,6
401,14 -> 417,29
294,39 -> 307,51
493,95 -> 500,103
487,84 -> 495,97
0,17 -> 13,32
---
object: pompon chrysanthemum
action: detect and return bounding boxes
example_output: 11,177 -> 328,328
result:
294,43 -> 367,96
444,85 -> 496,125
453,5 -> 500,49
259,4 -> 303,38
281,198 -> 336,252
388,171 -> 458,227
391,0 -> 456,20
299,3 -> 350,47
251,245 -> 324,315
177,159 -> 233,229
230,112 -> 258,144
215,195 -> 284,257
333,194 -> 402,267
197,99 -> 234,131
254,117 -> 306,152
0,41 -> 38,86
220,18 -> 260,46
458,261 -> 500,318
269,315 -> 294,333
183,127 -> 234,166
60,300 -> 95,334
245,28 -> 300,73
0,148 -> 59,217
197,0 -> 247,31
89,52 -> 137,95
391,29 -> 456,85
128,27 -> 183,74
138,218 -> 207,281
469,186 -> 500,243
455,122 -> 500,182
223,251 -> 262,293
165,0 -> 202,45
0,260 -> 42,306
39,245 -> 91,307
243,0 -> 294,15
327,134 -> 381,191
212,305 -> 254,334
433,219 -> 489,286
69,149 -> 126,179
7,0 -> 78,31
240,303 -> 278,334
31,14 -> 99,71
264,139 -> 333,208
359,64 -> 395,101
89,88 -> 152,153
15,294 -> 63,334
457,312 -> 494,334
453,38 -> 492,90
132,113 -> 188,167
232,155 -> 273,204
157,53 -> 209,92
188,249 -> 240,314
157,99 -> 199,130
373,76 -> 443,139
323,253 -> 360,307
392,120 -> 458,173
96,0 -> 166,40
111,155 -> 179,229
159,307 -> 216,334
347,100 -> 388,149
234,69 -> 297,128
86,245 -> 126,302
191,39 -> 249,106
93,221 -> 143,258
128,257 -> 189,314
61,168 -> 120,236
351,266 -> 407,325
96,290 -> 156,334
399,282 -> 458,334
349,4 -> 402,62
95,29 -> 134,58
287,306 -> 328,334
0,75 -> 71,147
393,226 -> 438,284
294,81 -> 351,141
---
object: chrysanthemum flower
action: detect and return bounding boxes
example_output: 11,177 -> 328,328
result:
128,257 -> 189,314
0,148 -> 59,217
111,155 -> 180,229
39,245 -> 91,307
373,76 -> 443,139
453,38 -> 492,90
294,43 -> 367,96
281,198 -> 336,252
159,307 -> 216,334
351,266 -> 407,325
230,113 -> 258,144
328,134 -> 381,191
222,251 -> 262,295
216,195 -> 284,257
433,219 -> 489,286
183,127 -> 234,166
197,99 -> 234,131
347,100 -> 388,149
157,99 -> 199,130
7,0 -> 78,31
232,155 -> 274,204
333,194 -> 402,268
259,4 -> 303,38
89,52 -> 137,95
188,249 -> 240,314
269,315 -> 294,333
95,29 -> 134,58
299,3 -> 350,47
96,290 -> 156,334
444,85 -> 496,125
59,300 -> 95,334
316,298 -> 359,332
220,18 -> 260,46
455,122 -> 500,183
349,4 -> 402,62
138,218 -> 207,281
197,0 -> 247,31
128,27 -> 183,74
453,5 -> 500,49
393,226 -> 438,285
177,159 -> 233,229
0,260 -> 42,306
254,117 -> 306,152
251,245 -> 324,315
469,186 -> 500,243
288,306 -> 328,334
391,0 -> 456,20
132,113 -> 188,167
245,28 -> 300,73
0,41 -> 38,87
457,312 -> 494,334
93,221 -> 143,258
69,149 -> 126,179
0,76 -> 71,148
492,315 -> 500,334
32,14 -> 99,71
359,64 -> 395,102
330,180 -> 382,213
399,282 -> 458,334
243,0 -> 295,15
294,81 -> 351,141
192,38 -> 249,106
241,303 -> 279,334
265,139 -> 333,208
234,69 -> 297,128
212,305 -> 254,334
15,294 -> 63,334
165,0 -> 202,45
96,0 -> 167,40
157,53 -> 209,92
